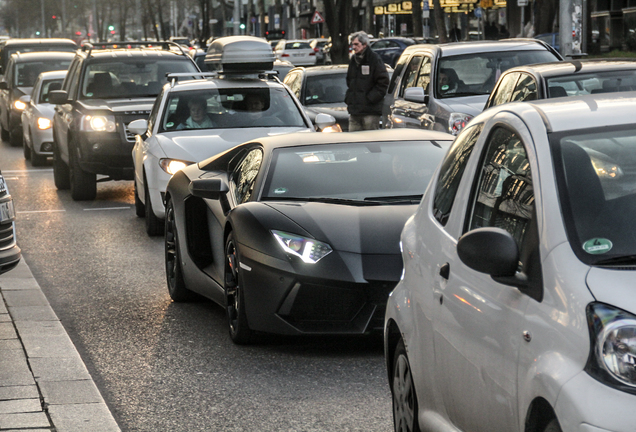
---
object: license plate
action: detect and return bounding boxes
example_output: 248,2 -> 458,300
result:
0,200 -> 15,223
293,53 -> 304,57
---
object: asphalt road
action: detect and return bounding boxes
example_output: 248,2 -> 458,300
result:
1,141 -> 393,431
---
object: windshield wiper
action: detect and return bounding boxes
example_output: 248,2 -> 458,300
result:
594,255 -> 636,266
262,196 -> 375,206
364,194 -> 423,204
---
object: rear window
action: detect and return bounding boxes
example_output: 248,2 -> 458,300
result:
15,60 -> 71,87
546,69 -> 636,97
39,78 -> 64,103
304,74 -> 347,105
80,58 -> 197,99
286,42 -> 311,50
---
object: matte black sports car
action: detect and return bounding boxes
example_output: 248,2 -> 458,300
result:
164,128 -> 453,343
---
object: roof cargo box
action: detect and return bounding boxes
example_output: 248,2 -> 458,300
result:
205,36 -> 275,72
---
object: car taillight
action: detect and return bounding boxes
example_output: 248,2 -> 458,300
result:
313,47 -> 319,52
309,52 -> 315,56
282,53 -> 290,57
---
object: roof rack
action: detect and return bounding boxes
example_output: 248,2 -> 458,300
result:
81,41 -> 187,58
166,72 -> 218,86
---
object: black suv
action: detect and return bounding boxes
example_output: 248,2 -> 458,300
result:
49,42 -> 199,200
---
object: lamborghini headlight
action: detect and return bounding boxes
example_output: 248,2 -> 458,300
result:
37,117 -> 52,130
159,158 -> 192,175
271,230 -> 333,264
586,303 -> 636,392
80,114 -> 116,132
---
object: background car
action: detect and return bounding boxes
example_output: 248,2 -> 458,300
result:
0,170 -> 20,275
309,38 -> 329,65
284,65 -> 349,131
21,70 -> 66,166
535,32 -> 560,51
274,39 -> 316,66
0,38 -> 76,77
370,37 -> 416,68
49,41 -> 199,201
385,93 -> 636,432
0,51 -> 73,146
485,59 -> 636,109
164,128 -> 453,344
130,41 -> 317,236
383,39 -> 562,135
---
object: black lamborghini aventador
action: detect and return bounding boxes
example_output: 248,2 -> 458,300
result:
164,128 -> 453,343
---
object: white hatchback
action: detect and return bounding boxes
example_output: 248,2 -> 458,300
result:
385,93 -> 636,432
274,39 -> 317,66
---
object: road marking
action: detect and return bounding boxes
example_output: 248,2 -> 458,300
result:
83,207 -> 131,211
17,209 -> 66,214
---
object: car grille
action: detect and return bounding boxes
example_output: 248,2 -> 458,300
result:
280,280 -> 396,333
0,221 -> 16,251
123,122 -> 136,142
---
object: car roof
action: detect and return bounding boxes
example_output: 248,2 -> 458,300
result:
3,38 -> 76,47
478,92 -> 636,133
11,51 -> 75,62
37,70 -> 68,80
250,128 -> 454,151
168,76 -> 285,92
502,59 -> 636,78
401,39 -> 552,57
288,65 -> 348,75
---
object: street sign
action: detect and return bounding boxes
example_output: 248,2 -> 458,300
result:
311,11 -> 324,24
474,7 -> 483,18
518,0 -> 528,5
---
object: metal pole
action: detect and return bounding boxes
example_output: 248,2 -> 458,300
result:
41,0 -> 46,37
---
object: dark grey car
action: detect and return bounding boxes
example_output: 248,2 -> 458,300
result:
383,39 -> 562,136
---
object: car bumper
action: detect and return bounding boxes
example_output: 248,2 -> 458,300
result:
238,244 -> 397,336
555,370 -> 636,431
28,126 -> 54,156
78,132 -> 135,180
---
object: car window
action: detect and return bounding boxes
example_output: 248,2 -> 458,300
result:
147,88 -> 165,133
283,71 -> 302,98
65,59 -> 82,99
468,127 -> 534,247
415,57 -> 432,92
388,52 -> 410,94
437,50 -> 559,98
15,60 -> 71,87
286,42 -> 311,50
39,78 -> 64,103
433,124 -> 483,226
80,58 -> 197,99
232,148 -> 263,204
304,74 -> 347,105
159,87 -> 305,132
400,55 -> 423,95
510,73 -> 538,102
490,72 -> 521,107
546,69 -> 636,96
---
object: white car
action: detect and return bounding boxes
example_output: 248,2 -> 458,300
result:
130,36 -> 328,236
21,70 -> 66,166
274,39 -> 317,66
385,93 -> 636,432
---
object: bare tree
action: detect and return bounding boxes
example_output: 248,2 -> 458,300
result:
432,0 -> 447,43
323,0 -> 353,64
412,0 -> 422,37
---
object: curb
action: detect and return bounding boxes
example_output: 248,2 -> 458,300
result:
0,258 -> 120,432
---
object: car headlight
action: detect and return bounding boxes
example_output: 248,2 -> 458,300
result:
321,123 -> 342,133
586,303 -> 636,393
37,117 -> 52,130
13,100 -> 27,110
80,114 -> 116,132
159,158 -> 192,175
271,230 -> 333,264
448,112 -> 473,135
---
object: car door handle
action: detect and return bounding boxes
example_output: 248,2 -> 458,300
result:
439,263 -> 450,280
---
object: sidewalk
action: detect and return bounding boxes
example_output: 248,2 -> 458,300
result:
0,258 -> 120,432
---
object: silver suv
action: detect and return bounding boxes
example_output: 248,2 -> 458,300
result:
383,39 -> 562,135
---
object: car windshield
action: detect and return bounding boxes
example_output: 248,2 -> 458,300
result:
159,87 -> 306,132
262,140 -> 451,202
39,78 -> 64,103
15,61 -> 71,87
80,58 -> 197,99
437,50 -> 559,98
304,74 -> 347,105
552,125 -> 636,265
546,69 -> 636,97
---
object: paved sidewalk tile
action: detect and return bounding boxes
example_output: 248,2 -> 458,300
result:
0,350 -> 35,387
0,398 -> 42,414
40,380 -> 103,405
3,290 -> 50,308
0,385 -> 39,401
30,357 -> 91,382
48,403 -> 121,432
5,305 -> 57,321
0,411 -> 50,429
0,277 -> 41,291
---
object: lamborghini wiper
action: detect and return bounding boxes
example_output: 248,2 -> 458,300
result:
363,194 -> 423,204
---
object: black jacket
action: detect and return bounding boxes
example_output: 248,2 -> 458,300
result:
345,47 -> 390,116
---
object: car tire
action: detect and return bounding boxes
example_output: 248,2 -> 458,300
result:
53,143 -> 70,190
134,179 -> 145,218
31,150 -> 46,167
1,124 -> 9,142
543,419 -> 562,432
144,173 -> 164,236
391,339 -> 421,432
23,138 -> 31,160
9,128 -> 22,147
224,232 -> 254,345
69,145 -> 97,201
164,199 -> 196,302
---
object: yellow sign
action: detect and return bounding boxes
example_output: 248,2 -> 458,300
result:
481,0 -> 494,8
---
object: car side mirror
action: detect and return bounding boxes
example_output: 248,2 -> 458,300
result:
0,81 -> 7,90
188,177 -> 229,200
48,90 -> 69,104
314,112 -> 337,131
457,227 -> 518,277
19,95 -> 31,104
127,119 -> 148,135
404,87 -> 428,104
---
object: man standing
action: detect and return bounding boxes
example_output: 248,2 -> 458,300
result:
345,31 -> 390,131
